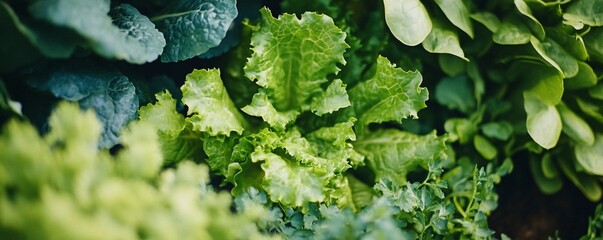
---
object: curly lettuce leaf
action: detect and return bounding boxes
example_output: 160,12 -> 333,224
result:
244,8 -> 349,112
152,0 -> 237,62
181,69 -> 247,136
139,91 -> 203,165
29,1 -> 165,64
354,130 -> 447,184
27,61 -> 138,148
310,79 -> 351,116
242,90 -> 298,131
347,56 -> 428,129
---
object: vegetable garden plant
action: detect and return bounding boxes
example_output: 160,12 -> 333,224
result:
1,0 -> 602,239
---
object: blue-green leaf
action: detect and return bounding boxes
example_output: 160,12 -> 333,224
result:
27,61 -> 138,148
152,0 -> 237,62
29,1 -> 165,64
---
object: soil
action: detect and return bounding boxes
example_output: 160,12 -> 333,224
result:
489,157 -> 598,239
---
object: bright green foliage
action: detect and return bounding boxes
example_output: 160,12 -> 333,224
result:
153,0 -> 238,62
182,68 -> 247,136
244,8 -> 348,113
0,102 -> 274,240
347,56 -> 428,130
354,130 -> 447,184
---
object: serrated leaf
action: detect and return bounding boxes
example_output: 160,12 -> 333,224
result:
256,152 -> 326,207
523,92 -> 562,149
435,75 -> 475,113
138,91 -> 185,136
383,0 -> 432,46
563,0 -> 603,28
311,79 -> 351,116
27,61 -> 138,148
434,0 -> 474,38
244,8 -> 348,112
348,56 -> 428,128
557,102 -> 595,145
181,69 -> 247,136
29,0 -> 164,64
242,91 -> 298,131
153,0 -> 237,62
354,130 -> 447,184
422,20 -> 468,61
574,134 -> 603,176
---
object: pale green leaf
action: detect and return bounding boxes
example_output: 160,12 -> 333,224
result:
310,79 -> 351,116
493,16 -> 532,45
181,69 -> 247,136
563,0 -> 603,28
471,12 -> 501,33
524,65 -> 564,106
383,0 -> 432,46
473,135 -> 497,160
565,61 -> 597,90
354,129 -> 447,184
348,56 -> 428,128
530,36 -> 579,78
575,134 -> 603,176
152,0 -> 237,62
523,92 -> 562,149
434,0 -> 474,38
138,91 -> 185,136
557,102 -> 595,145
514,0 -> 545,39
256,152 -> 326,207
422,20 -> 468,61
244,8 -> 348,112
242,91 -> 298,131
29,1 -> 165,63
116,121 -> 163,180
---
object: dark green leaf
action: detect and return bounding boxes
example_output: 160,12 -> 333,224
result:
153,0 -> 237,62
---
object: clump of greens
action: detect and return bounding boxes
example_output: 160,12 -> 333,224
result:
0,102 -> 276,239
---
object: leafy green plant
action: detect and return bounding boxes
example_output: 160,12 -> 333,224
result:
1,0 -> 603,238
